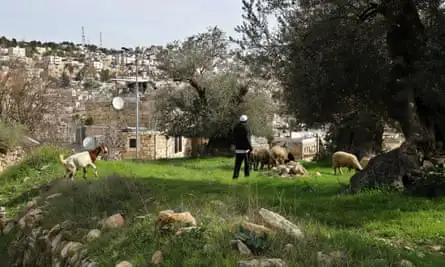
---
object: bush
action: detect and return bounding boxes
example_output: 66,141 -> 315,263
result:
0,119 -> 25,154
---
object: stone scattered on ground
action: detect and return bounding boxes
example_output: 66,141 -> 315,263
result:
46,192 -> 63,199
284,243 -> 294,253
237,258 -> 286,267
317,251 -> 347,266
398,259 -> 415,267
116,260 -> 133,267
85,229 -> 101,242
6,199 -> 100,267
102,213 -> 125,230
152,250 -> 163,264
157,209 -> 197,228
231,239 -> 253,255
258,208 -> 304,239
18,208 -> 43,230
175,226 -> 198,236
237,221 -> 273,237
431,245 -> 442,252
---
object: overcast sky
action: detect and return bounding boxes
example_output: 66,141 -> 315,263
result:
0,0 -> 244,49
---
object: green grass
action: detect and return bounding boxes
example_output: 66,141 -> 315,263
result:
1,147 -> 445,266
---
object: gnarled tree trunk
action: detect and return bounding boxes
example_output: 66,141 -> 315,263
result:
350,0 -> 445,193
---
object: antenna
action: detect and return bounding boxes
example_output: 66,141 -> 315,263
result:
81,26 -> 86,47
100,32 -> 102,48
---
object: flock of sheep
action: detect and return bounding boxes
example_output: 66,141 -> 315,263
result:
250,144 -> 372,175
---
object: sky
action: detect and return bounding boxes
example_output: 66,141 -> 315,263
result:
0,0 -> 244,49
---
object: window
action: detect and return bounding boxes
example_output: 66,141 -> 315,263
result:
129,138 -> 136,148
174,136 -> 182,153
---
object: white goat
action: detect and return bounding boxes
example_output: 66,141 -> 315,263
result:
59,144 -> 108,180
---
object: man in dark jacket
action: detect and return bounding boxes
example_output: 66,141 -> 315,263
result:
231,114 -> 253,179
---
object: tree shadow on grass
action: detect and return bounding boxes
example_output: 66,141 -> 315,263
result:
6,173 -> 445,234
4,174 -> 444,267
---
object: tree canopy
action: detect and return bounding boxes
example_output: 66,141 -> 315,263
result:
153,27 -> 275,141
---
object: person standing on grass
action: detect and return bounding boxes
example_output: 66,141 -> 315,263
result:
232,114 -> 253,179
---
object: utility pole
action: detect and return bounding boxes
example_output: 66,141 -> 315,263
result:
135,49 -> 140,159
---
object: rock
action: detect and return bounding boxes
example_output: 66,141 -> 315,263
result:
175,226 -> 198,236
25,200 -> 37,211
317,251 -> 347,266
151,250 -> 163,264
3,220 -> 15,234
209,200 -> 226,208
86,229 -> 101,242
237,258 -> 286,267
48,224 -> 62,238
398,259 -> 415,267
18,208 -> 43,230
231,239 -> 252,255
314,172 -> 321,177
156,210 -> 197,227
238,221 -> 273,237
102,214 -> 124,230
284,243 -> 294,253
116,261 -> 133,267
60,241 -> 83,259
258,208 -> 304,239
46,193 -> 62,199
431,245 -> 442,252
61,220 -> 74,230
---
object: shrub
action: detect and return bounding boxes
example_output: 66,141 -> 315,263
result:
0,119 -> 25,154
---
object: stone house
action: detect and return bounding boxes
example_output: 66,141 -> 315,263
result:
80,125 -> 192,160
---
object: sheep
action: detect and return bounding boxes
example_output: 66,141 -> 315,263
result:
270,145 -> 288,167
59,143 -> 108,180
250,148 -> 272,171
332,151 -> 363,175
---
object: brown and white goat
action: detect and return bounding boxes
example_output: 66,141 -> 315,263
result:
59,143 -> 108,180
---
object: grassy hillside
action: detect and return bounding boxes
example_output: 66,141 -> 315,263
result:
1,147 -> 445,266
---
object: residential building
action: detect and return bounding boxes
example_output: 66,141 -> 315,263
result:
8,47 -> 26,58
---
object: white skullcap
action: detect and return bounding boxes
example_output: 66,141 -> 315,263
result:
240,115 -> 248,122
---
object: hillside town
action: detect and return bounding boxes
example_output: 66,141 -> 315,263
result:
0,36 -> 305,160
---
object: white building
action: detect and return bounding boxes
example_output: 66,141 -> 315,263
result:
48,55 -> 63,65
93,61 -> 103,70
8,47 -> 26,58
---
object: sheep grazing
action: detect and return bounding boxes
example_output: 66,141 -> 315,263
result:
59,143 -> 108,180
332,151 -> 363,175
270,146 -> 288,167
250,148 -> 272,171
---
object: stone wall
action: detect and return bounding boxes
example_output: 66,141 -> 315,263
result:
84,99 -> 156,128
0,148 -> 25,173
119,132 -> 192,160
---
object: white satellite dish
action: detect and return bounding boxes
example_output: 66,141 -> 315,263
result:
112,96 -> 124,110
82,136 -> 96,149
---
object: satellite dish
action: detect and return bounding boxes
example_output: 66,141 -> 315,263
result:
82,136 -> 96,149
112,96 -> 124,110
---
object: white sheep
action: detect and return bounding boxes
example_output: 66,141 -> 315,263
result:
332,151 -> 363,175
59,144 -> 108,180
